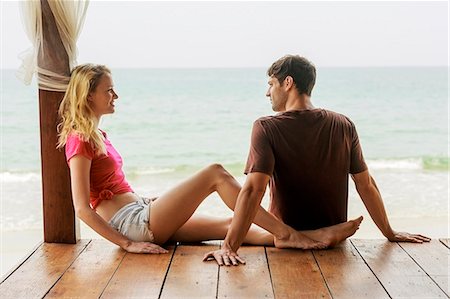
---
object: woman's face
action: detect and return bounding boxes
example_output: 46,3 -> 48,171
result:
88,73 -> 118,118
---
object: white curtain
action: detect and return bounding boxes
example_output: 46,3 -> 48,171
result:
17,0 -> 89,92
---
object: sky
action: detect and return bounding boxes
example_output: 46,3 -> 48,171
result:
1,1 -> 449,68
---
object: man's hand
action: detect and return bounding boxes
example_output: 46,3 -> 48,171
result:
203,246 -> 246,266
387,231 -> 431,243
123,241 -> 169,254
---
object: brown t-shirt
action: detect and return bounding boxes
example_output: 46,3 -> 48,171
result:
245,109 -> 367,230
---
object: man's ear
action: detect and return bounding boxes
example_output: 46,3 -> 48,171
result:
284,76 -> 294,90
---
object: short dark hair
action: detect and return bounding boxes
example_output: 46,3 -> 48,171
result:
267,55 -> 316,96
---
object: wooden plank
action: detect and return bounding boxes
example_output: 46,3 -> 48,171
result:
100,246 -> 175,298
267,247 -> 330,299
440,238 -> 450,249
0,240 -> 90,299
352,239 -> 447,298
314,240 -> 389,298
39,0 -> 78,243
45,239 -> 126,298
399,240 -> 450,296
1,241 -> 43,283
218,246 -> 274,299
160,244 -> 219,299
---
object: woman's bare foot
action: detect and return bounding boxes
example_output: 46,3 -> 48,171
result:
302,216 -> 364,248
274,228 -> 327,250
274,216 -> 363,249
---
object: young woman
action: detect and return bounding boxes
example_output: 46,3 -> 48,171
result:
57,64 -> 362,259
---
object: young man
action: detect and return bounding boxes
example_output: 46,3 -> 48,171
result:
204,55 -> 430,266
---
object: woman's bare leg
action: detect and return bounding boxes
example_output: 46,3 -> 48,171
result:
150,164 -> 262,244
170,215 -> 274,246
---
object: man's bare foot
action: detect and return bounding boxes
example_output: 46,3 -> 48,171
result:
274,216 -> 363,250
303,216 -> 364,248
274,228 -> 327,250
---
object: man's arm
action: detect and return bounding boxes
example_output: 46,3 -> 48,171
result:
203,172 -> 269,266
225,172 -> 269,251
351,170 -> 430,243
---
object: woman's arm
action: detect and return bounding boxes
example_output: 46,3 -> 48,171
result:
69,155 -> 167,253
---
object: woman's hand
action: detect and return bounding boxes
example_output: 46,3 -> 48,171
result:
123,241 -> 169,254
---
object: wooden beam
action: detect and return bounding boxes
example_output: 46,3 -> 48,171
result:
39,0 -> 78,243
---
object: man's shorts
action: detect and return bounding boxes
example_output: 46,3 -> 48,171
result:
108,196 -> 155,242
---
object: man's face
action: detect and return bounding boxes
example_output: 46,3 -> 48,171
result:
266,75 -> 287,112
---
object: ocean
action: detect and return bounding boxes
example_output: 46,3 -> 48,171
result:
1,67 -> 448,276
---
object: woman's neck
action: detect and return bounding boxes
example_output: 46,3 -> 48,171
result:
93,115 -> 101,129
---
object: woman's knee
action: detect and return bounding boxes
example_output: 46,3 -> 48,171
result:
204,163 -> 233,184
203,163 -> 225,173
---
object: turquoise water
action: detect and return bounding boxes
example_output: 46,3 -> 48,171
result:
2,67 -> 448,171
0,67 -> 448,231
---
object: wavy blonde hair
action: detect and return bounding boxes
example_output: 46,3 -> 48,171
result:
57,64 -> 111,155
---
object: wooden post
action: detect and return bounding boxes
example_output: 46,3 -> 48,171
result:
39,90 -> 79,243
39,0 -> 79,243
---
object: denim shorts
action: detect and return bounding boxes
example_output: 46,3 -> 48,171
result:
108,196 -> 155,242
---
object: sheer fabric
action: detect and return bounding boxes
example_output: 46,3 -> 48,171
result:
17,0 -> 89,92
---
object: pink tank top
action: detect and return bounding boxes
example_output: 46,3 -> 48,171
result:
65,130 -> 133,209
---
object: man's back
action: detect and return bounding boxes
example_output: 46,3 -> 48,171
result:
245,108 -> 367,230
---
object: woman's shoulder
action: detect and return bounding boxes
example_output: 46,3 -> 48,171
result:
66,131 -> 95,152
67,129 -> 107,143
67,131 -> 89,144
65,132 -> 95,161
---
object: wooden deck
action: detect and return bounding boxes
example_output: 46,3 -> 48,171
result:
1,239 -> 449,298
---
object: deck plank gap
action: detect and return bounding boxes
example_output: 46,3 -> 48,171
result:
398,242 -> 449,298
98,244 -> 128,298
349,239 -> 393,299
264,246 -> 276,299
311,249 -> 334,298
41,239 -> 92,298
0,240 -> 44,283
439,238 -> 450,249
157,244 -> 178,299
215,241 -> 222,299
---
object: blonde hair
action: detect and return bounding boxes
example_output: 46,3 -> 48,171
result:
57,64 -> 111,155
